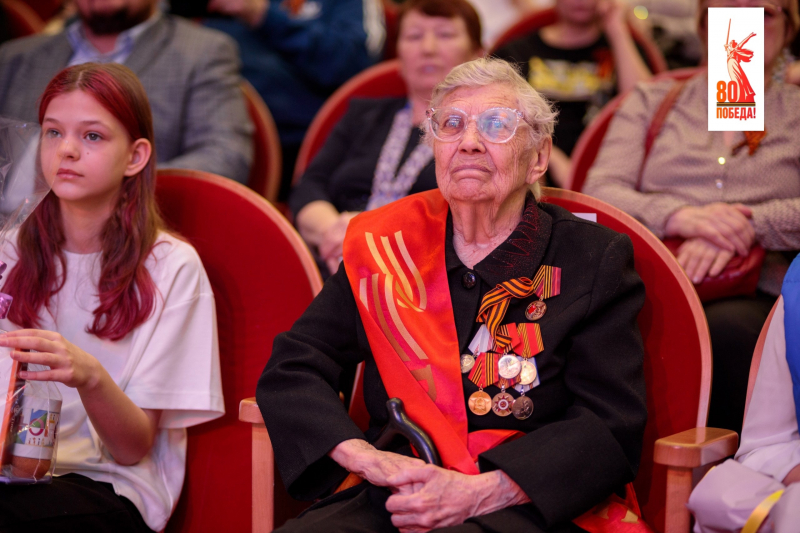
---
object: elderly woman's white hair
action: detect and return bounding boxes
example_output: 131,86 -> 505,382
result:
423,58 -> 558,199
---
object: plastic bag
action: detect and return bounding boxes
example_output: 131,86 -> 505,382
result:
0,343 -> 61,483
0,117 -> 56,483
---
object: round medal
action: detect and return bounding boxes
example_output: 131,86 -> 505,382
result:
468,390 -> 492,416
460,354 -> 475,374
518,360 -> 537,385
525,300 -> 547,321
512,395 -> 534,420
492,392 -> 514,416
497,355 -> 521,379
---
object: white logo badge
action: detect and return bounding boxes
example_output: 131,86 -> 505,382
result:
708,8 -> 764,131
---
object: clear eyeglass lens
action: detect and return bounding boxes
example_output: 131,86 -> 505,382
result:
431,107 -> 519,143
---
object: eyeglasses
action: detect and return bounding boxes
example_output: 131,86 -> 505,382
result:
426,107 -> 525,144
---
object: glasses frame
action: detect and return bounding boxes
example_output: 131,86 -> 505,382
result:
426,106 -> 526,144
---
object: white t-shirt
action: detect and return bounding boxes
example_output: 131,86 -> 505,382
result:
0,232 -> 225,531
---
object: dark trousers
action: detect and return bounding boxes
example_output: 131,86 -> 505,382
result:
276,484 -> 581,533
704,291 -> 777,435
0,473 -> 153,533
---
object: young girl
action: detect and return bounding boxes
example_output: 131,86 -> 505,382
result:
0,63 -> 223,532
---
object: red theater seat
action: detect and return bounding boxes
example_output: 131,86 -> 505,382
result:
240,189 -> 730,533
569,67 -> 703,192
293,60 -> 407,182
241,81 -> 283,204
2,0 -> 45,38
156,169 -> 322,533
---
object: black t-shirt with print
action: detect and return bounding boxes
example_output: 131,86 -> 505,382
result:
495,32 -> 620,156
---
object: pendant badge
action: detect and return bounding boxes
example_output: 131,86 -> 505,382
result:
525,299 -> 547,321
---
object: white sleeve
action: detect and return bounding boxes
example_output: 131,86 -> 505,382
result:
735,297 -> 800,483
123,240 -> 225,429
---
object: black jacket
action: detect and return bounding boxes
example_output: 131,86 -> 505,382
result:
289,97 -> 437,215
258,198 -> 647,531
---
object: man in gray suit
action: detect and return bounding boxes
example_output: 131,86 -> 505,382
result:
0,0 -> 253,184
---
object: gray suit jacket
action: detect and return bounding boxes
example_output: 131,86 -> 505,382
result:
0,15 -> 253,184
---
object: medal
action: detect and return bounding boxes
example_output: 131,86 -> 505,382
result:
512,395 -> 534,420
460,354 -> 475,374
468,390 -> 492,415
492,391 -> 514,417
497,354 -> 521,379
518,359 -> 537,385
525,299 -> 547,321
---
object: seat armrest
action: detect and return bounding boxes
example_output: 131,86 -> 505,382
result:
654,427 -> 739,468
240,397 -> 265,425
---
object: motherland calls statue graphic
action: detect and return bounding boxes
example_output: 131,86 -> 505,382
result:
724,19 -> 756,103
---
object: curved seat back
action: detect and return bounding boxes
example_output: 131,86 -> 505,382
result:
569,67 -> 703,192
2,0 -> 45,38
157,169 -> 322,533
241,81 -> 282,204
293,60 -> 407,182
541,188 -> 711,532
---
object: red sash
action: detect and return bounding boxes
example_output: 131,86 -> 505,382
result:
342,190 -> 522,474
342,190 -> 652,532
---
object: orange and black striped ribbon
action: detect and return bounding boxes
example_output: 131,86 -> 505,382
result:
468,352 -> 499,389
517,323 -> 544,358
477,266 -> 561,341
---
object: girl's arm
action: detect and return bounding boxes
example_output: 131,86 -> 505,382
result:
2,330 -> 160,466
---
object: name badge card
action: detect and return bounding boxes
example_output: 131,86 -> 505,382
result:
708,8 -> 764,131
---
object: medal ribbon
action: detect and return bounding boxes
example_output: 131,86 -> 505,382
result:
477,265 -> 561,344
467,352 -> 499,389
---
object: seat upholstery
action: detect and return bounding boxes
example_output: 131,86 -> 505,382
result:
156,169 -> 322,532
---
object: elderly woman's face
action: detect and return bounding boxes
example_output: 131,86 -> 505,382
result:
397,10 -> 479,96
434,84 -> 547,206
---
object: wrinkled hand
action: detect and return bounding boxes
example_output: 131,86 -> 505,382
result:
329,439 -> 426,488
385,466 -> 485,532
319,211 -> 359,274
665,203 -> 755,256
207,0 -> 269,27
676,237 -> 735,284
1,330 -> 101,390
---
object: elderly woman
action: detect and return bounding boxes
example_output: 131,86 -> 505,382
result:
289,0 -> 483,276
583,0 -> 800,436
259,58 -> 647,533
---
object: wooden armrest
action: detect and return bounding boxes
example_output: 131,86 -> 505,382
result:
654,427 -> 738,468
239,397 -> 265,425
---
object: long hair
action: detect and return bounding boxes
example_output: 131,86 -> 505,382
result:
3,62 -> 164,341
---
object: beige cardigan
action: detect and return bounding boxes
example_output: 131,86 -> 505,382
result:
584,74 -> 800,295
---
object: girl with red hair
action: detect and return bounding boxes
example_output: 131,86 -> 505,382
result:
0,63 -> 223,532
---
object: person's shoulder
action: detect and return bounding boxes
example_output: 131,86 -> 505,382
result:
147,232 -> 208,291
347,97 -> 407,114
541,201 -> 628,251
493,31 -> 544,61
0,32 -> 59,59
163,14 -> 239,55
773,81 -> 800,114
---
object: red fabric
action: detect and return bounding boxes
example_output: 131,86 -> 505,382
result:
156,170 -> 321,532
342,190 -> 522,473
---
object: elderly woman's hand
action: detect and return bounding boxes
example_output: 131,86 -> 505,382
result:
676,237 -> 735,284
329,439 -> 427,488
665,203 -> 755,257
385,466 -> 530,532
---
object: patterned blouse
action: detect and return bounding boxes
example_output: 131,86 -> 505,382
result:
584,73 -> 800,295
